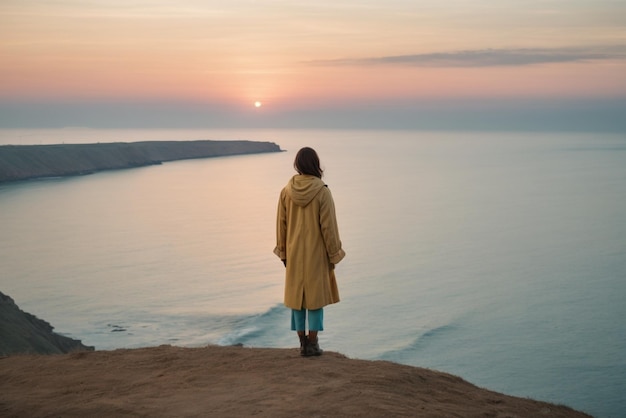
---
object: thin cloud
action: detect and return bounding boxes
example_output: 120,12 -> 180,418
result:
309,45 -> 626,67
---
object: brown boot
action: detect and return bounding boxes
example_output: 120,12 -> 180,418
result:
306,336 -> 323,356
298,334 -> 309,357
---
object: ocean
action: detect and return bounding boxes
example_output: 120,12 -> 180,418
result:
1,128 -> 624,417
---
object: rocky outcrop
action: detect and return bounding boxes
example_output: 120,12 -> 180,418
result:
0,140 -> 282,182
0,291 -> 94,356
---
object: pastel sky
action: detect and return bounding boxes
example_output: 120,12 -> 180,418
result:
1,0 -> 625,130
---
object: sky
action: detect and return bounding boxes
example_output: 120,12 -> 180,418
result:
1,0 -> 626,131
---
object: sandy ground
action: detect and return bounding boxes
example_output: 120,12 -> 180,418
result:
0,344 -> 591,418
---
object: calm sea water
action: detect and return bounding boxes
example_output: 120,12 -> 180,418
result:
1,129 -> 625,417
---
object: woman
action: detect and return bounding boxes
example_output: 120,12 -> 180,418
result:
274,147 -> 346,357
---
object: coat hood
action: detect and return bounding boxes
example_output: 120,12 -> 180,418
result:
285,175 -> 326,207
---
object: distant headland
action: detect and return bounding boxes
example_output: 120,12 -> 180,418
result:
0,140 -> 282,183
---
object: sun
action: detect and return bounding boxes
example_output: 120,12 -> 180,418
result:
254,101 -> 262,108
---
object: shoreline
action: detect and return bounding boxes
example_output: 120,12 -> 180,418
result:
0,140 -> 282,183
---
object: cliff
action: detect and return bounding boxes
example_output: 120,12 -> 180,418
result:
0,140 -> 282,183
0,345 -> 591,417
0,291 -> 591,417
0,291 -> 94,355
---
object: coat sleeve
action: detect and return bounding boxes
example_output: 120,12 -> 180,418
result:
273,188 -> 287,260
319,187 -> 346,265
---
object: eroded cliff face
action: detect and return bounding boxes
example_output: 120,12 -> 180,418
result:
0,291 -> 94,355
0,140 -> 282,182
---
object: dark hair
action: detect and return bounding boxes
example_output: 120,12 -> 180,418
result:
294,147 -> 323,178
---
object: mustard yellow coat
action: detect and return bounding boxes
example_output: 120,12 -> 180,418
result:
274,175 -> 346,310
